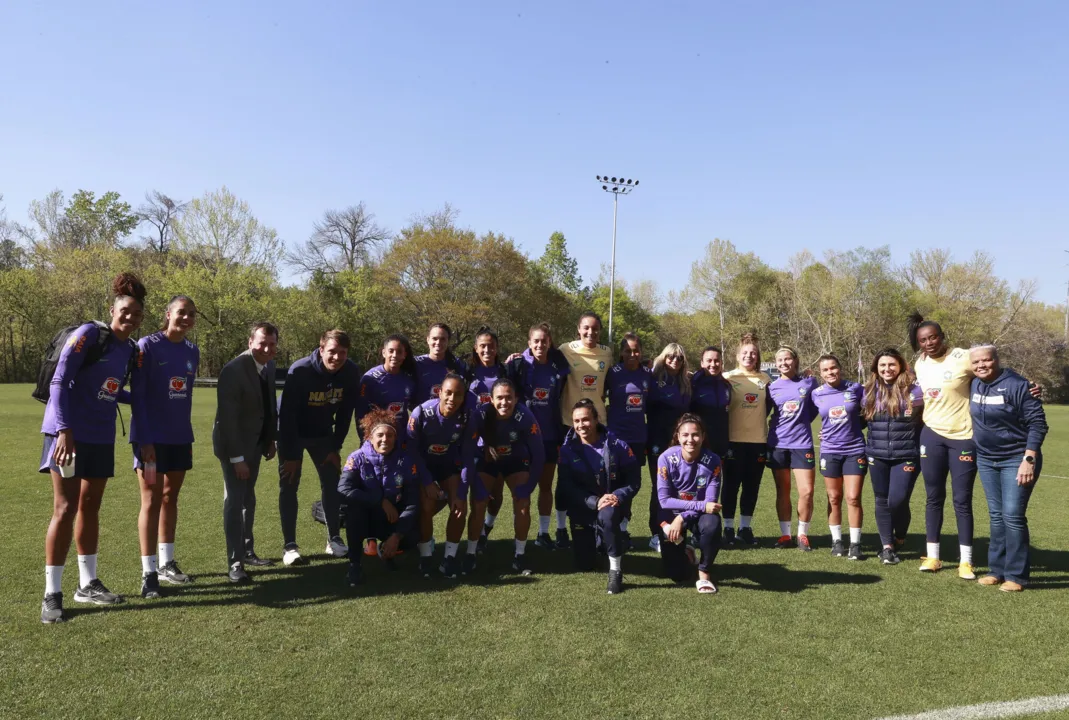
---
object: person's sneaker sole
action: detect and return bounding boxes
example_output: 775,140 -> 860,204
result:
73,589 -> 124,605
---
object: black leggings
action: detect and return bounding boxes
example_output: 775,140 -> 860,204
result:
661,514 -> 722,581
920,426 -> 977,545
869,457 -> 920,546
721,442 -> 767,520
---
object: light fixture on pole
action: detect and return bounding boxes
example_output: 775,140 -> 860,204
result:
595,175 -> 640,345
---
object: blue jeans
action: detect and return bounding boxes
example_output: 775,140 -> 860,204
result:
977,453 -> 1041,585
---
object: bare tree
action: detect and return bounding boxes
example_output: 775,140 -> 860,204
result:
138,191 -> 187,254
287,202 -> 390,276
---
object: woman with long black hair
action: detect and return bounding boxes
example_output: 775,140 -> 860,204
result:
690,346 -> 731,457
645,343 -> 692,552
40,272 -> 146,623
415,323 -> 468,403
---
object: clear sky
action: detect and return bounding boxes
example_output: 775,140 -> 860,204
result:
2,1 -> 1066,306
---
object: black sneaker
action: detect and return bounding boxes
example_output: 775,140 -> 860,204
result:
41,592 -> 65,624
73,579 -> 124,605
831,540 -> 846,557
440,554 -> 460,579
477,525 -> 492,554
848,542 -> 864,561
723,527 -> 736,546
736,527 -> 757,546
555,528 -> 572,550
159,560 -> 192,585
879,548 -> 900,565
243,552 -> 274,568
606,570 -> 623,595
534,532 -> 555,550
461,554 -> 477,575
418,556 -> 436,578
512,553 -> 532,577
347,563 -> 364,587
140,572 -> 161,599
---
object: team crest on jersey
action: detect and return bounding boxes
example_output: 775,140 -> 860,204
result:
582,375 -> 597,387
598,361 -> 606,370
168,376 -> 189,399
394,473 -> 404,487
98,376 -> 121,401
387,402 -> 403,414
799,387 -> 808,396
451,432 -> 460,441
186,359 -> 194,375
509,431 -> 518,442
843,392 -> 853,402
943,371 -> 953,381
829,406 -> 846,420
697,473 -> 708,488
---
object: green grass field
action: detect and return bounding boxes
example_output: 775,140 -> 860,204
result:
2,384 -> 1067,720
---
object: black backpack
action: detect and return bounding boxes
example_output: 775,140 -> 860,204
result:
32,321 -> 137,404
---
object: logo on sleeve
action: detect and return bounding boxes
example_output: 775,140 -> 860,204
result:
168,376 -> 189,399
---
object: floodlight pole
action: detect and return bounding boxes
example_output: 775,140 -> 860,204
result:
595,176 -> 640,347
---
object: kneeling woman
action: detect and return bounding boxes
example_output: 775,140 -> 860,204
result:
557,400 -> 641,594
657,414 -> 724,594
465,378 -> 545,576
338,409 -> 426,587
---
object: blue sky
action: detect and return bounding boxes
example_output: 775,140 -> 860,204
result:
1,1 -> 1066,306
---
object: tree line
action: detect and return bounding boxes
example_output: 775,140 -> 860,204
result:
0,188 -> 1065,400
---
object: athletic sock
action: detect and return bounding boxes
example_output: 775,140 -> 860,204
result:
484,512 -> 497,528
926,542 -> 940,560
849,527 -> 862,544
620,517 -> 630,533
723,518 -> 735,530
739,515 -> 752,529
960,544 -> 973,565
798,521 -> 810,537
779,521 -> 791,537
417,541 -> 433,558
608,555 -> 622,572
466,540 -> 478,555
538,516 -> 551,534
444,541 -> 459,558
556,510 -> 567,529
45,565 -> 64,596
159,542 -> 175,566
830,525 -> 843,542
141,555 -> 158,575
515,539 -> 526,555
77,554 -> 97,587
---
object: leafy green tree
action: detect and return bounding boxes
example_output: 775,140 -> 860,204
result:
173,187 -> 282,273
537,231 -> 583,296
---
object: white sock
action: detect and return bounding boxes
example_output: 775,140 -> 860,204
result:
45,565 -> 64,595
723,518 -> 735,530
850,527 -> 862,544
620,517 -> 630,532
417,541 -> 433,557
960,545 -> 973,564
539,516 -> 551,534
466,540 -> 478,555
515,539 -> 526,555
608,555 -> 622,572
556,510 -> 567,529
77,554 -> 97,587
485,512 -> 497,528
926,542 -> 940,560
830,525 -> 842,542
159,542 -> 175,566
141,555 -> 158,575
779,521 -> 791,536
740,515 -> 752,529
798,521 -> 810,537
445,541 -> 459,558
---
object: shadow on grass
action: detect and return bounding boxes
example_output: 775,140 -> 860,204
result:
1020,547 -> 1069,590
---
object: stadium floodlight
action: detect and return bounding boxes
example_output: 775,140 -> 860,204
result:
595,174 -> 642,345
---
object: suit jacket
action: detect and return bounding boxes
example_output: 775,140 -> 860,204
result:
212,350 -> 278,461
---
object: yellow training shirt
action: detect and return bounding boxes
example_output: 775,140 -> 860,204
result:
559,341 -> 614,426
724,368 -> 772,444
914,347 -> 973,440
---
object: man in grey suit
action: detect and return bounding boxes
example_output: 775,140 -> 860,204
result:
213,322 -> 279,583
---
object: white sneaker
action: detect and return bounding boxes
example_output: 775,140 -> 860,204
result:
282,546 -> 305,566
649,535 -> 661,553
325,537 -> 349,558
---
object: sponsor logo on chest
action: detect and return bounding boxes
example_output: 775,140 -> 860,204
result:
168,376 -> 189,399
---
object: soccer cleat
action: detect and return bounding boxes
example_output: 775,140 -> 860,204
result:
326,536 -> 349,558
74,579 -> 124,605
461,554 -> 477,575
775,535 -> 794,549
797,535 -> 812,552
363,539 -> 378,557
723,527 -> 736,546
159,560 -> 192,585
831,540 -> 845,557
347,563 -> 364,587
140,572 -> 162,599
919,557 -> 943,573
41,592 -> 65,624
555,528 -> 571,550
999,580 -> 1024,593
978,575 -> 1002,586
418,556 -> 436,578
512,553 -> 532,577
736,527 -> 757,546
440,554 -> 461,579
847,542 -> 863,561
282,545 -> 306,567
879,548 -> 901,565
242,552 -> 273,567
648,535 -> 661,553
606,570 -> 623,595
958,562 -> 976,580
534,533 -> 556,550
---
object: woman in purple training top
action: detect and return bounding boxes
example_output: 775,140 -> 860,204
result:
767,346 -> 819,551
645,343 -> 692,552
811,354 -> 867,561
469,327 -> 509,550
130,295 -> 200,599
605,332 -> 651,549
656,414 -> 724,594
40,272 -> 146,624
415,323 -> 468,403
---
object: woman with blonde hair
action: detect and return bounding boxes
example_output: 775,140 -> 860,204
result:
645,343 -> 692,550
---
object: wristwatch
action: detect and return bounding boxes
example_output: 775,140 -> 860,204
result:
1024,456 -> 1035,465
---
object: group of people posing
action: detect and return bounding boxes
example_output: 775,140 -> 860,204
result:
37,273 -> 1049,624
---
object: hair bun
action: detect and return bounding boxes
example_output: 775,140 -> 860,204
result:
112,272 -> 146,302
740,332 -> 759,344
